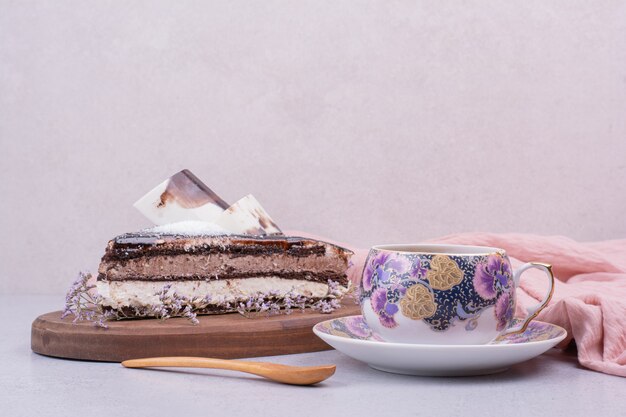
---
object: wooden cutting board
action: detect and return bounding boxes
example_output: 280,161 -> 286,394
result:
31,302 -> 360,362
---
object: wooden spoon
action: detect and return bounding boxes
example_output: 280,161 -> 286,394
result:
121,356 -> 336,386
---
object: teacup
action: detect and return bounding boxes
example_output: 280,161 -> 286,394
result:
359,244 -> 554,345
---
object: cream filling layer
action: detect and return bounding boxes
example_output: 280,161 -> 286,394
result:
96,277 -> 340,310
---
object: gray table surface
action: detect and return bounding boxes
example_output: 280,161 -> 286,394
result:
2,295 -> 624,417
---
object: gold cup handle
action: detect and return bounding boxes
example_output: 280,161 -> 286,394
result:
501,262 -> 555,336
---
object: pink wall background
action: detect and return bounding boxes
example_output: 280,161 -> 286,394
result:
1,1 -> 625,294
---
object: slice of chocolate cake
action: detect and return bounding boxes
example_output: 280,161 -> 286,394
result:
66,169 -> 357,322
96,228 -> 353,317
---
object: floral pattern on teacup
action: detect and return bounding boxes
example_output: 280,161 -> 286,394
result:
362,251 -> 429,328
360,251 -> 515,333
427,255 -> 464,290
473,254 -> 516,331
399,284 -> 437,320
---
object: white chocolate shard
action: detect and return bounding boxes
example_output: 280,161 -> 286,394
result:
133,170 -> 229,225
214,194 -> 282,235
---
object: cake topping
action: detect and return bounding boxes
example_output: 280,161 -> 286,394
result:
134,170 -> 282,235
214,194 -> 282,236
134,170 -> 229,225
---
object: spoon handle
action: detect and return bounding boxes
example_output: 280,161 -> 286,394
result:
121,356 -> 335,385
123,356 -> 269,372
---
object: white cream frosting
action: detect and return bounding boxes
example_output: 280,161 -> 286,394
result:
147,221 -> 231,236
97,277 -> 342,310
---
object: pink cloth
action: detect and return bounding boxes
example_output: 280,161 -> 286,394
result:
290,231 -> 626,377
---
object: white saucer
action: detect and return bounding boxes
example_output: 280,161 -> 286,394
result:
313,315 -> 567,376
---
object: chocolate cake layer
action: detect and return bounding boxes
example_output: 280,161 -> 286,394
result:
97,271 -> 345,284
102,233 -> 346,261
99,252 -> 348,284
102,299 -> 328,317
99,233 -> 353,284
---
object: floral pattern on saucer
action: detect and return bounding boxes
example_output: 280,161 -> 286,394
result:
323,315 -> 386,341
492,319 -> 565,344
315,316 -> 566,345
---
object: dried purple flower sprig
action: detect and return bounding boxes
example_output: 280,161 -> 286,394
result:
62,272 -> 347,328
61,272 -> 115,328
145,284 -> 203,325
